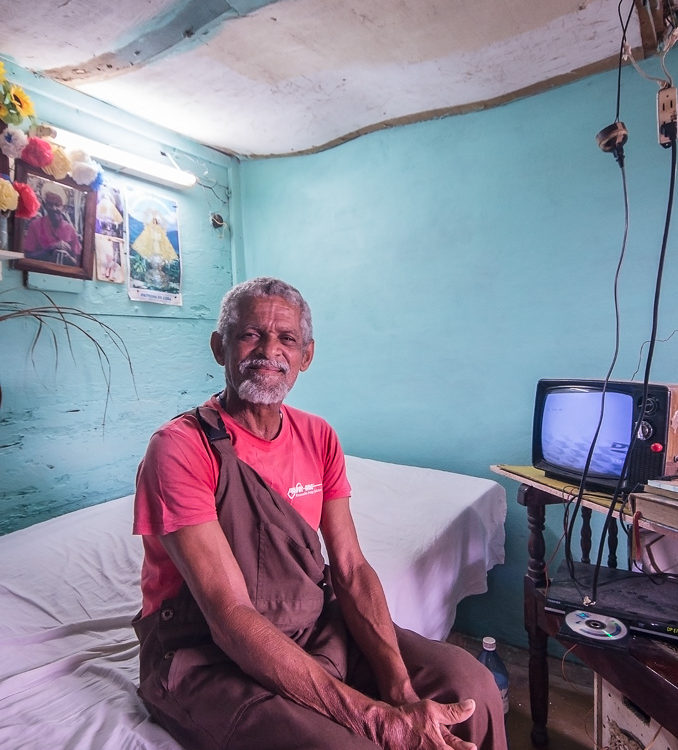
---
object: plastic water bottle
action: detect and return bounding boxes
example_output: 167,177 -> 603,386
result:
477,636 -> 509,715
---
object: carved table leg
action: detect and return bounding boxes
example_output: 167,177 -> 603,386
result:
519,485 -> 550,746
581,506 -> 592,564
524,577 -> 549,746
521,485 -> 548,589
607,517 -> 618,569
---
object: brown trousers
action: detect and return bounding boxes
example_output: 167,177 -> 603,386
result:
133,406 -> 507,749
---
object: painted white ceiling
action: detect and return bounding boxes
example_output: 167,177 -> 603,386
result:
0,0 -> 664,158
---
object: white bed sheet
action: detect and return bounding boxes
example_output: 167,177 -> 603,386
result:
0,456 -> 505,750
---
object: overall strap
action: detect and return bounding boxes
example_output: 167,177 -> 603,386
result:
193,404 -> 231,444
192,405 -> 249,514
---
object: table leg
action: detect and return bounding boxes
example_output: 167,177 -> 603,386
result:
607,517 -> 618,568
520,485 -> 550,746
521,485 -> 548,588
581,506 -> 592,564
524,577 -> 549,746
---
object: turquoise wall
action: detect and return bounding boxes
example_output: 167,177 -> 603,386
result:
0,59 -> 235,533
237,65 -> 678,646
3,54 -> 678,648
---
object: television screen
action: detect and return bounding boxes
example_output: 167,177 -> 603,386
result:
540,390 -> 634,478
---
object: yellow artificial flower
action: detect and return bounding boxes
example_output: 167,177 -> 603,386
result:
9,84 -> 34,119
42,144 -> 72,180
0,179 -> 19,212
0,61 -> 5,83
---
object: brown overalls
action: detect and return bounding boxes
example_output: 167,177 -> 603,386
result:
133,406 -> 507,750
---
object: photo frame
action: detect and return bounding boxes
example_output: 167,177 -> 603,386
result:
12,161 -> 96,280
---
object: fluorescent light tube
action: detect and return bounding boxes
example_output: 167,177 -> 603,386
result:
55,129 -> 197,189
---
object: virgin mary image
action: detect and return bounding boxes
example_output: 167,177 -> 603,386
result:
127,192 -> 182,305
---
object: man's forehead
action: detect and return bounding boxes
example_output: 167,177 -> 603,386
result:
234,295 -> 302,326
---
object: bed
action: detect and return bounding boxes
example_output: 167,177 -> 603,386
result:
0,454 -> 506,749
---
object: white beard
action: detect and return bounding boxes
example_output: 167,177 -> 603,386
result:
235,357 -> 291,405
237,377 -> 291,405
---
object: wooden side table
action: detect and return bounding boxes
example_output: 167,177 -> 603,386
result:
492,465 -> 678,747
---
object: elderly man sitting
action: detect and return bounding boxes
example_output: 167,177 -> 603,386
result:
133,277 -> 507,750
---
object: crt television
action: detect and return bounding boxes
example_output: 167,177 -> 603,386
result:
532,379 -> 678,491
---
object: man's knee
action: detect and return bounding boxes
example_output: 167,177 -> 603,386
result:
396,628 -> 501,703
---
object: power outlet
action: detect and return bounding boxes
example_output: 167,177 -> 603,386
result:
657,86 -> 677,146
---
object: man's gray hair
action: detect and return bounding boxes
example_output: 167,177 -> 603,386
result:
216,277 -> 313,345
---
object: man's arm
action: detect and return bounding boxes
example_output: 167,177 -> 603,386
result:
320,497 -> 418,704
161,519 -> 477,750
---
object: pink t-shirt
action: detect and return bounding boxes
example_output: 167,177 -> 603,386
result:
23,215 -> 82,261
134,395 -> 351,615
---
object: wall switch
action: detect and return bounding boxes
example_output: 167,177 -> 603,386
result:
657,86 -> 677,146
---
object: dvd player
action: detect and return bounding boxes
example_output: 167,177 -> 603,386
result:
545,561 -> 678,643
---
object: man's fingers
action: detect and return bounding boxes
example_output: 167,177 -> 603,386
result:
441,728 -> 477,750
436,699 -> 477,750
437,697 -> 476,724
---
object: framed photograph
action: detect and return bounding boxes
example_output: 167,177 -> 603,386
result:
12,161 -> 96,279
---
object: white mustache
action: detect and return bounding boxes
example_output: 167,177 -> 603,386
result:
239,357 -> 290,375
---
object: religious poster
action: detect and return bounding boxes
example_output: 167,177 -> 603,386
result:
94,180 -> 126,283
125,188 -> 182,305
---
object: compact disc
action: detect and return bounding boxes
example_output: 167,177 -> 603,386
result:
564,610 -> 628,641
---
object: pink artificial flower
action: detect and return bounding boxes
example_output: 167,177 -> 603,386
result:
13,181 -> 40,219
20,136 -> 53,168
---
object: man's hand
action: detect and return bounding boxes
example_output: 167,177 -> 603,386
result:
366,697 -> 478,750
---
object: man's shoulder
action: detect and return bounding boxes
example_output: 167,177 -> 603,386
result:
150,397 -> 217,442
282,404 -> 333,430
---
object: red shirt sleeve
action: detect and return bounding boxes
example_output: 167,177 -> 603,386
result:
133,415 -> 220,536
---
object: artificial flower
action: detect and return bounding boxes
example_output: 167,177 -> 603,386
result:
13,181 -> 40,219
69,152 -> 100,186
0,177 -> 19,211
8,84 -> 34,119
0,124 -> 28,159
42,143 -> 71,180
68,148 -> 90,164
30,123 -> 56,139
0,80 -> 35,126
20,136 -> 53,168
89,167 -> 104,191
0,61 -> 5,82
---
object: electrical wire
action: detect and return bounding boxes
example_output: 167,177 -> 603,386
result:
624,41 -> 670,87
614,0 -> 636,122
631,329 -> 678,379
563,0 -> 676,602
589,137 -> 677,602
563,0 -> 633,510
563,138 -> 629,581
659,27 -> 678,87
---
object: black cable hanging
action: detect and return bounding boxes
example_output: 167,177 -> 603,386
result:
590,138 -> 676,603
564,0 -> 635,583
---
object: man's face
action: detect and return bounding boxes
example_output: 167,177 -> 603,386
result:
44,195 -> 64,219
212,295 -> 314,406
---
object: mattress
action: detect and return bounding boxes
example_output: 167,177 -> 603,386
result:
0,454 -> 506,749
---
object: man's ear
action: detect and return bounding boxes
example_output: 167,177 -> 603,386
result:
300,339 -> 315,372
210,331 -> 225,365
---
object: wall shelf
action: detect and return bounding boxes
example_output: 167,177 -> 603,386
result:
0,250 -> 23,260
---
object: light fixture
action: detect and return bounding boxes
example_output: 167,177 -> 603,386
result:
54,128 -> 197,189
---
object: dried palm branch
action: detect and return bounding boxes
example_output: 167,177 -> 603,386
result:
0,288 -> 136,424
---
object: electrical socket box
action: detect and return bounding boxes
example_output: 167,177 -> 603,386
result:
657,86 -> 677,146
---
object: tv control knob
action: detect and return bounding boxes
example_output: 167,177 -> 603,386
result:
637,420 -> 654,440
643,397 -> 659,415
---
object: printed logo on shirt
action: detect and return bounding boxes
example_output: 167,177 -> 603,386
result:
287,482 -> 322,501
